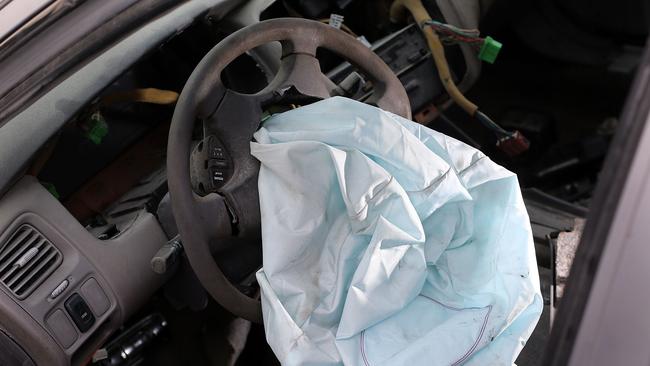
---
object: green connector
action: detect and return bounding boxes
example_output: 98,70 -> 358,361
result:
85,111 -> 108,145
478,36 -> 502,64
41,182 -> 60,199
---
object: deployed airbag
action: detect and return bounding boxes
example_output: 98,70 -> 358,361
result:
252,97 -> 542,365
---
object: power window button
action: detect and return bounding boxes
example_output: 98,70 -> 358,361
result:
64,293 -> 95,332
46,309 -> 78,348
80,278 -> 110,316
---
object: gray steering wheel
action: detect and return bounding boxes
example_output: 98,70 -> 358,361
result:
167,18 -> 410,323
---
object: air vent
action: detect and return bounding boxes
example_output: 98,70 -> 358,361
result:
0,225 -> 62,299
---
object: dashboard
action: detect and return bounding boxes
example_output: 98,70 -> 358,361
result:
0,177 -> 166,365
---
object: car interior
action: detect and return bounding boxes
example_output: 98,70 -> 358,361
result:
0,0 -> 647,365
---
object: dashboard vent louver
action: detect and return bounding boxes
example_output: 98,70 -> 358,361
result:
0,225 -> 62,299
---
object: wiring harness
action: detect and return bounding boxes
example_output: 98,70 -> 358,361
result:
390,0 -> 529,156
423,20 -> 482,47
423,20 -> 503,65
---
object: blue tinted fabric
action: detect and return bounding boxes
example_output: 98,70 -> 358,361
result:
252,97 -> 542,365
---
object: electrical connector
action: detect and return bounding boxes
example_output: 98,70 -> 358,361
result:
478,36 -> 502,64
83,111 -> 108,145
329,13 -> 344,29
497,131 -> 530,157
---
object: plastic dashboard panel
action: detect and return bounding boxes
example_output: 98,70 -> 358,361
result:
0,0 -> 253,364
0,177 -> 169,365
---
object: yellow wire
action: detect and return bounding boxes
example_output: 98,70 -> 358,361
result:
390,0 -> 478,116
100,88 -> 179,106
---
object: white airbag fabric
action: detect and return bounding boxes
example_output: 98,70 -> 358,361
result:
251,97 -> 542,365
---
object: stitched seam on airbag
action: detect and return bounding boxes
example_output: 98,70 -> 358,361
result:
359,295 -> 492,366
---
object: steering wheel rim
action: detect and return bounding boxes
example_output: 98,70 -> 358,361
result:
167,18 -> 410,323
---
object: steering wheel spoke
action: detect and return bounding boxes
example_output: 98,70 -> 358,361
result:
192,90 -> 264,195
202,90 -> 264,137
194,90 -> 263,239
265,52 -> 336,100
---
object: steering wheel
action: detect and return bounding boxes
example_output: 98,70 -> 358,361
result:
167,18 -> 410,323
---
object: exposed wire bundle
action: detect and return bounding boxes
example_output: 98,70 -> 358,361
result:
390,0 -> 528,156
422,19 -> 502,65
422,20 -> 483,49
